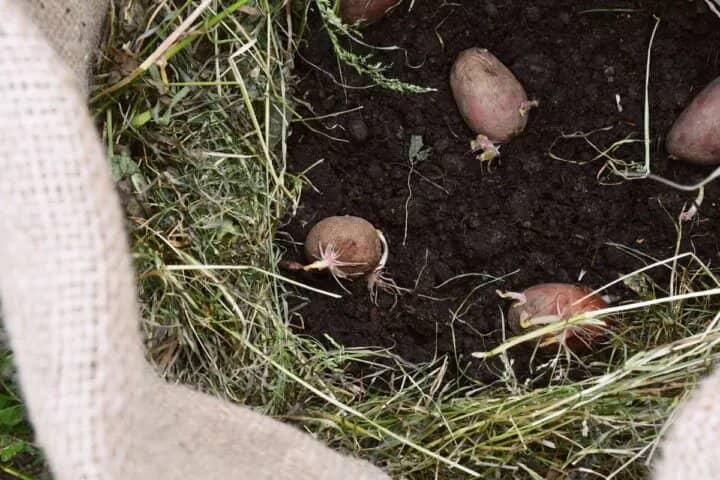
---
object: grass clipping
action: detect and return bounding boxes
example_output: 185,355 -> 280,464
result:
89,2 -> 720,479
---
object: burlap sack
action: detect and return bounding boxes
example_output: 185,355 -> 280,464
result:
651,366 -> 720,479
0,1 -> 388,478
0,0 -> 716,479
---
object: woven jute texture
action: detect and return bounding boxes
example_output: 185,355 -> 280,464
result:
652,366 -> 720,479
0,1 -> 716,479
0,1 -> 388,478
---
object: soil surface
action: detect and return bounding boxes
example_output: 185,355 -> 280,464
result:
282,0 -> 720,380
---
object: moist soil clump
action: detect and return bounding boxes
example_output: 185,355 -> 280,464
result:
282,1 -> 720,380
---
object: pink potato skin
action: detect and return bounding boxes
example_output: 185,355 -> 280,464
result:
666,77 -> 720,166
450,48 -> 530,143
340,0 -> 400,25
507,283 -> 609,351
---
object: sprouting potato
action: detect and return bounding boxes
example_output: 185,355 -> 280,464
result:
450,48 -> 538,162
282,215 -> 406,303
501,283 -> 610,351
304,215 -> 382,278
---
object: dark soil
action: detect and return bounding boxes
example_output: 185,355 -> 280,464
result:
282,0 -> 720,380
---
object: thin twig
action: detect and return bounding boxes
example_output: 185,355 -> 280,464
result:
648,166 -> 720,191
704,0 -> 720,17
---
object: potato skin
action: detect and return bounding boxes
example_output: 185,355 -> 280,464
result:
507,283 -> 609,351
340,0 -> 400,25
304,215 -> 381,276
450,48 -> 530,142
666,77 -> 720,166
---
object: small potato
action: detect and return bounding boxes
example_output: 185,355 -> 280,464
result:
340,0 -> 400,25
666,77 -> 720,165
505,283 -> 609,351
450,48 -> 536,152
304,215 -> 381,277
298,215 -> 404,302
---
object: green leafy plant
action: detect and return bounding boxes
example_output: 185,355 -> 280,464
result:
315,0 -> 435,93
